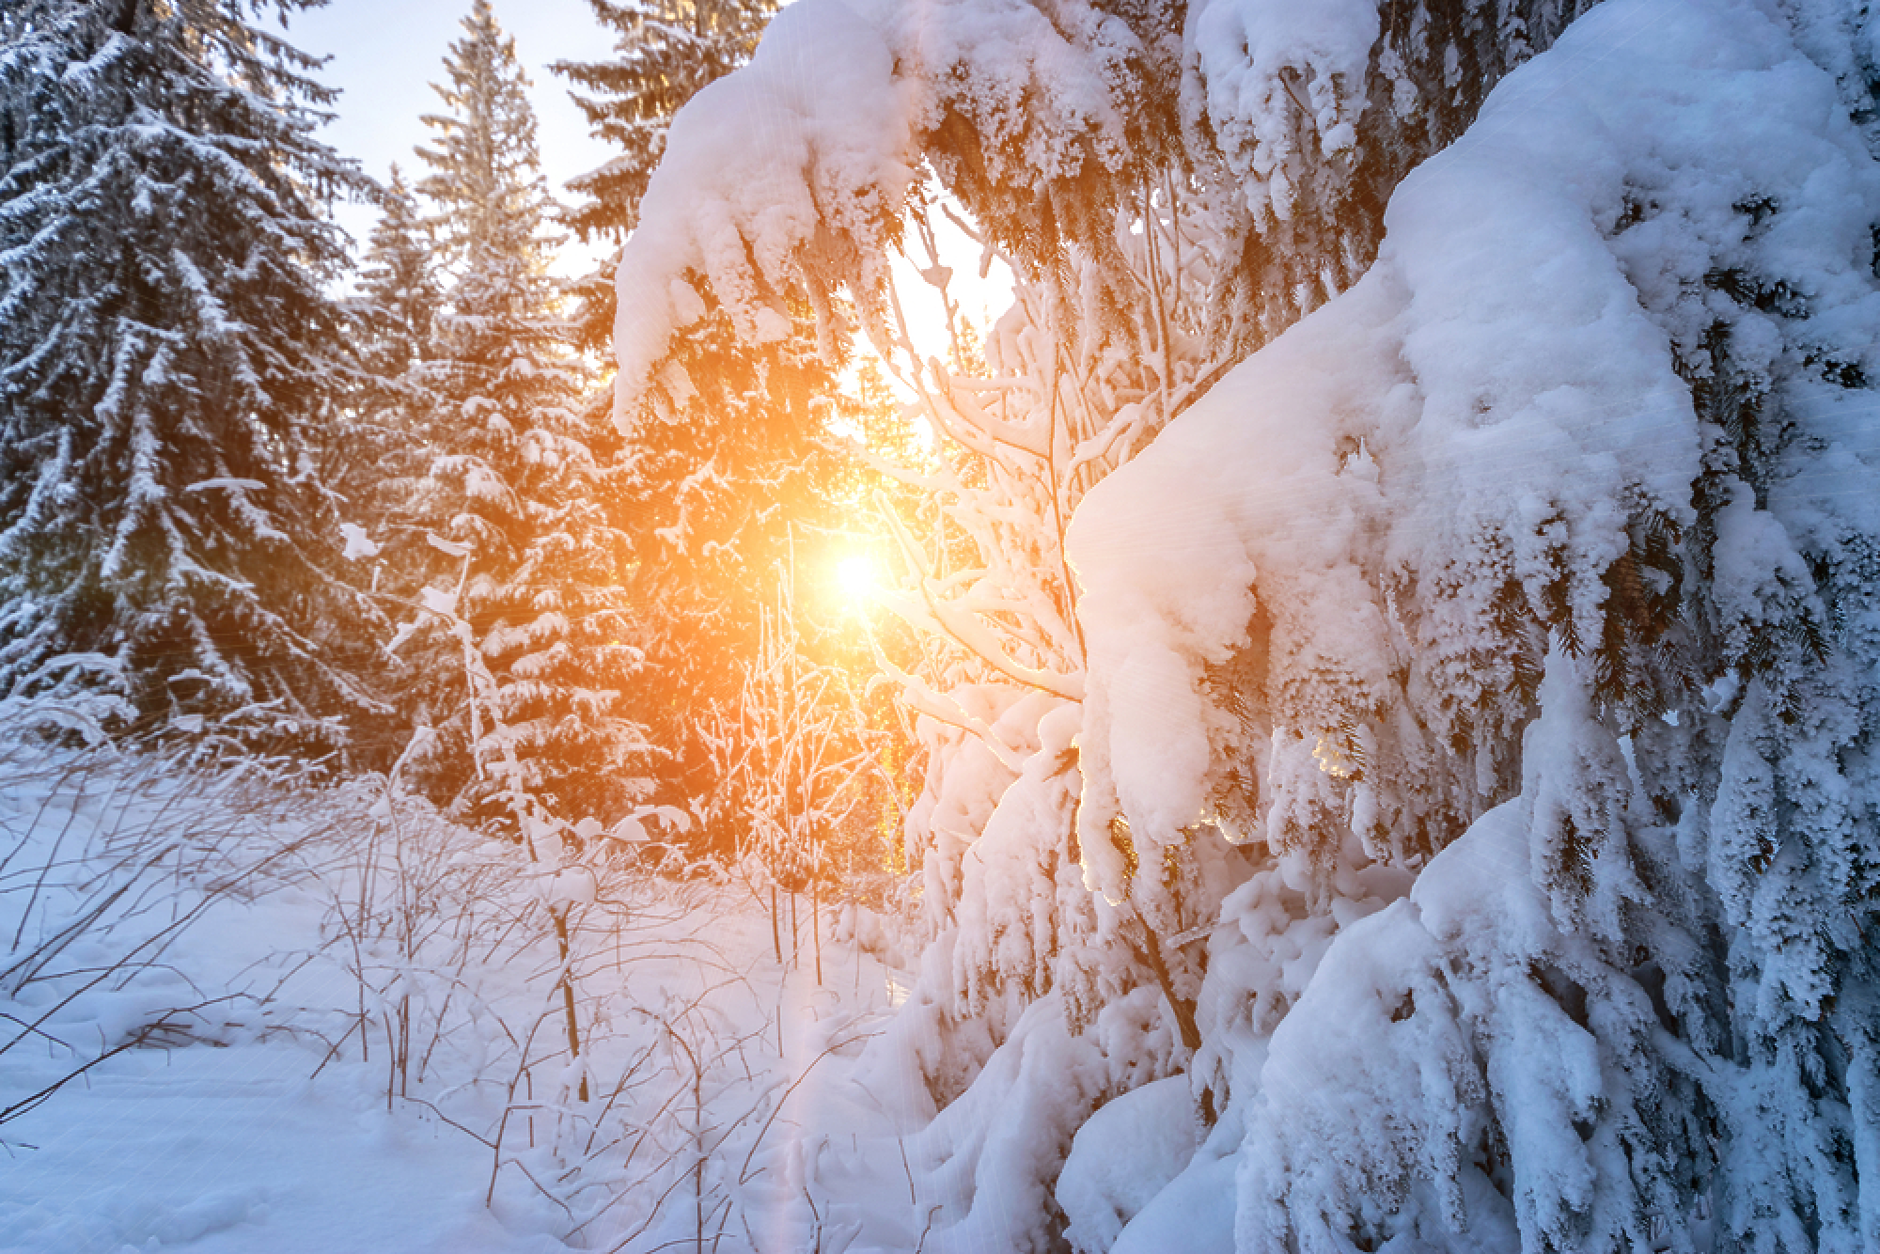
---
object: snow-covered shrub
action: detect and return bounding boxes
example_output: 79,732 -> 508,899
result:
606,0 -> 1673,1250
0,652 -> 132,746
1057,1074 -> 1204,1253
700,571 -> 883,979
366,565 -> 850,1252
1068,0 -> 1880,1246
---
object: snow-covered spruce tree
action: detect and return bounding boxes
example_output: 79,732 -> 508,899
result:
1063,0 -> 1880,1248
324,167 -> 443,554
614,303 -> 861,855
0,0 -> 392,752
601,0 -> 1641,1247
553,0 -> 871,861
354,165 -> 443,389
613,9 -> 1207,1122
407,0 -> 649,827
313,168 -> 465,766
552,0 -> 778,353
1188,0 -> 1600,355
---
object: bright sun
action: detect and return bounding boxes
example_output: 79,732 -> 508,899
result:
835,553 -> 878,605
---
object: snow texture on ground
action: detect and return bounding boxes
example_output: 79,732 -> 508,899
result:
0,745 -> 918,1254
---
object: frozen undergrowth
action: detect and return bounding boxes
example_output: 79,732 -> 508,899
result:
0,732 -> 926,1254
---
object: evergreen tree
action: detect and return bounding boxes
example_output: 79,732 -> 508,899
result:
407,0 -> 647,825
552,0 -> 778,352
309,166 -> 455,762
0,0 -> 389,752
621,304 -> 858,853
354,165 -> 442,384
602,0 -> 1880,1248
323,167 -> 442,531
556,0 -> 867,854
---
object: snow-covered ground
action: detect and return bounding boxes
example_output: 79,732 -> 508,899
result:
0,742 -> 919,1254
1,1043 -> 558,1254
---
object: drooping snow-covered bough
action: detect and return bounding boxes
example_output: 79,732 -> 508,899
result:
1071,0 -> 1880,1247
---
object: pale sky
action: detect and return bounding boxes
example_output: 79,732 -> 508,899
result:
275,0 -> 616,275
279,0 -> 1008,336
